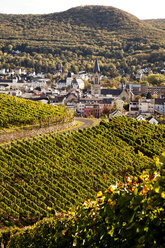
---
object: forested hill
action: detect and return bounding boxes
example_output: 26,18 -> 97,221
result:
43,6 -> 164,39
0,6 -> 165,73
0,6 -> 164,41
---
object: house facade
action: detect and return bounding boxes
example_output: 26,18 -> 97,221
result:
83,104 -> 103,118
154,98 -> 165,114
139,98 -> 155,113
146,117 -> 158,125
101,88 -> 132,103
129,98 -> 155,115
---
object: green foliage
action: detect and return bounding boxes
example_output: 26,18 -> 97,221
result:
101,78 -> 120,88
0,117 -> 165,229
110,101 -> 119,113
141,73 -> 165,86
1,154 -> 165,248
0,94 -> 73,128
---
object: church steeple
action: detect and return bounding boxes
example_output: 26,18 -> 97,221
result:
93,59 -> 100,74
93,59 -> 100,85
91,59 -> 101,96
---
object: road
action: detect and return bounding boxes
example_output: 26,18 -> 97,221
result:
0,118 -> 100,145
58,117 -> 100,134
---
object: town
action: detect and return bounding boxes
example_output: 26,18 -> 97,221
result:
0,3 -> 165,247
0,59 -> 165,124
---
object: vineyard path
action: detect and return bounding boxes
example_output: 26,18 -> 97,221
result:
61,117 -> 101,133
0,117 -> 101,146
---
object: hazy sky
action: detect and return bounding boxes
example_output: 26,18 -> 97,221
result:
1,0 -> 165,19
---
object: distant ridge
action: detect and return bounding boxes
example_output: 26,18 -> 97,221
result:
0,5 -> 165,40
144,19 -> 165,31
0,5 -> 165,72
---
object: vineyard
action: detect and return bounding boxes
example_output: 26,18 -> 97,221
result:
0,155 -> 164,248
0,94 -> 73,128
0,117 -> 165,229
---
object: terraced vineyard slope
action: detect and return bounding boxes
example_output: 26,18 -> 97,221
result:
0,117 -> 165,228
1,155 -> 164,248
0,94 -> 73,129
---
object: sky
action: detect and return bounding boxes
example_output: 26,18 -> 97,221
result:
0,0 -> 165,20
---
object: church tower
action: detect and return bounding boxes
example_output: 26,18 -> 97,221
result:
91,59 -> 101,96
66,71 -> 72,87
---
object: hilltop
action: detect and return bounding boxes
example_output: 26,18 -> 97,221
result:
0,6 -> 165,73
0,6 -> 164,40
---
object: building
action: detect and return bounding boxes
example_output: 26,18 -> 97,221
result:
126,84 -> 141,95
109,110 -> 124,119
129,98 -> 155,115
77,102 -> 86,115
0,69 -> 6,74
71,78 -> 85,90
56,72 -> 84,90
146,86 -> 165,97
146,117 -> 158,125
14,68 -> 22,75
154,98 -> 165,114
91,59 -> 101,96
124,84 -> 165,98
136,115 -> 146,121
83,104 -> 103,118
129,100 -> 139,115
139,98 -> 155,114
78,71 -> 89,80
65,102 -> 77,112
66,71 -> 73,87
101,88 -> 132,103
56,79 -> 67,89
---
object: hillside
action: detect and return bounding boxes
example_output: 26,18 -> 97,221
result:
0,6 -> 164,41
0,94 -> 73,129
0,6 -> 165,74
0,117 -> 165,229
145,19 -> 165,31
1,152 -> 165,248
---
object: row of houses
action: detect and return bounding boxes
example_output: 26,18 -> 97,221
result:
1,61 -> 165,119
48,87 -> 124,117
129,98 -> 165,116
62,94 -> 165,118
110,110 -> 160,125
123,84 -> 165,98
